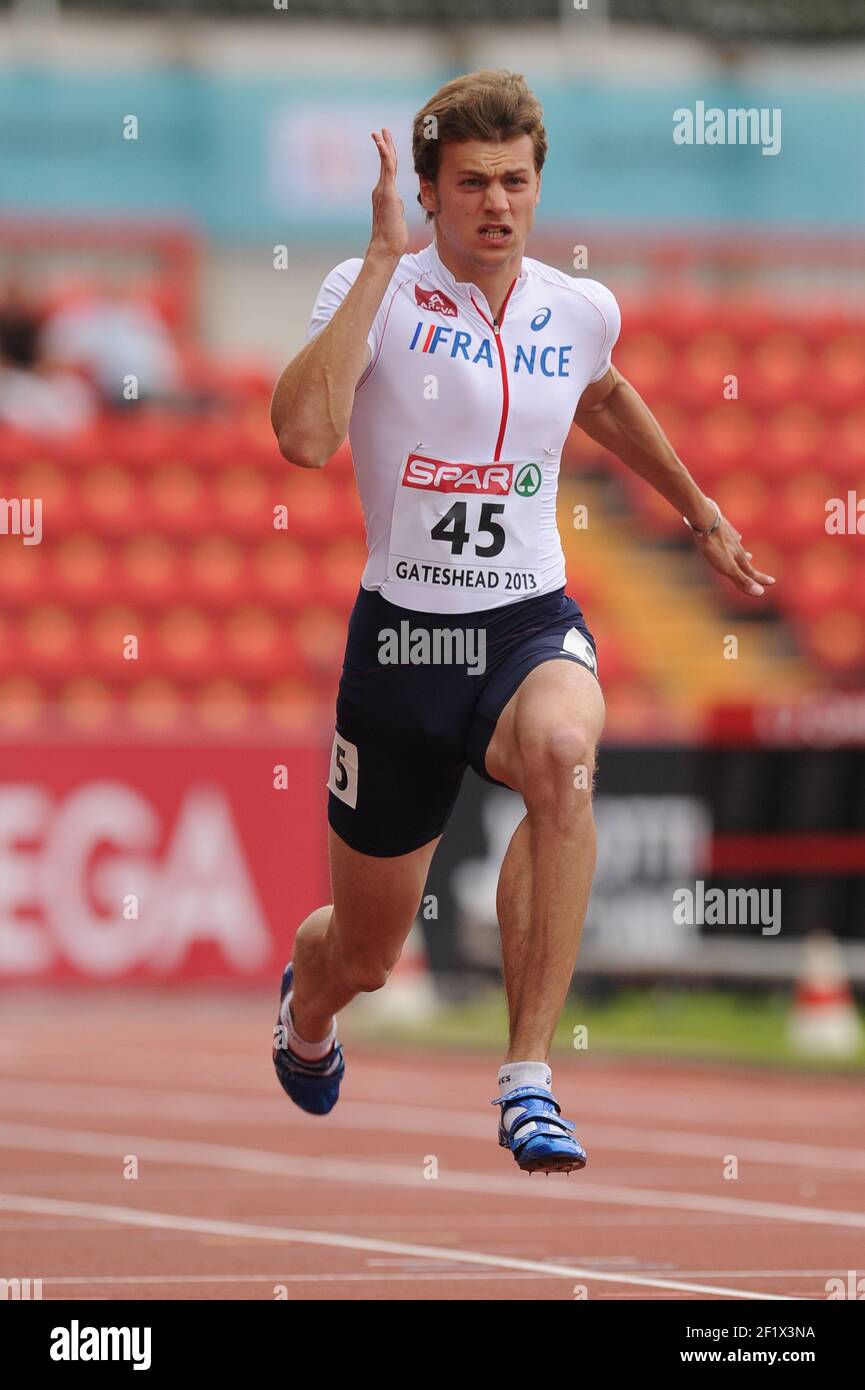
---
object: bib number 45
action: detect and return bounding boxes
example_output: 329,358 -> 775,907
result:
430,501 -> 505,557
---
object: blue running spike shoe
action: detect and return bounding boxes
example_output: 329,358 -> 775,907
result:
491,1086 -> 587,1174
272,962 -> 344,1116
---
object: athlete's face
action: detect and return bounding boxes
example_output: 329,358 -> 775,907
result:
420,135 -> 541,273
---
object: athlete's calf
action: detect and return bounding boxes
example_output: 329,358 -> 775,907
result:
485,660 -> 604,1063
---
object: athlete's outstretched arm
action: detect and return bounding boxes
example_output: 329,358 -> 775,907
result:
574,365 -> 775,598
270,128 -> 408,469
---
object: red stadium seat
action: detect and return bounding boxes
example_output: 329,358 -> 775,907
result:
15,460 -> 71,517
276,468 -> 341,542
213,465 -> 273,537
121,534 -> 182,606
759,471 -> 837,549
53,534 -> 113,604
333,470 -> 365,534
714,471 -> 770,535
747,330 -> 810,409
59,677 -> 115,732
696,404 -> 758,473
819,330 -> 865,410
108,411 -> 189,470
195,677 -> 253,732
594,633 -> 638,685
761,404 -> 825,472
186,534 -> 247,605
614,330 -> 674,398
0,426 -> 51,468
147,462 -> 209,537
0,675 -> 46,731
263,677 -> 322,733
291,606 -> 348,675
252,535 -> 311,608
796,608 -> 865,677
126,677 -> 184,732
711,299 -> 780,349
326,439 -> 355,475
828,408 -> 865,483
87,605 -> 152,682
0,541 -> 44,606
79,464 -> 142,538
848,556 -> 865,619
318,537 -> 367,608
222,604 -> 285,680
621,472 -> 682,536
154,605 -> 218,680
20,604 -> 82,677
676,330 -> 745,410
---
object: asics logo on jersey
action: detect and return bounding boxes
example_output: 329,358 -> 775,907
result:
415,285 -> 458,317
402,454 -> 513,496
408,321 -> 573,377
531,308 -> 552,330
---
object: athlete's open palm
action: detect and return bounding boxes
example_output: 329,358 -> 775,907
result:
369,128 -> 409,261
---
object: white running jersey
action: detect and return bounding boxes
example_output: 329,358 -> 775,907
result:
306,239 -> 620,613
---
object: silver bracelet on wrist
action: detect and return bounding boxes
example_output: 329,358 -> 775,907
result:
683,499 -> 721,539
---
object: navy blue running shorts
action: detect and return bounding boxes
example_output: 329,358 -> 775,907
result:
326,583 -> 599,857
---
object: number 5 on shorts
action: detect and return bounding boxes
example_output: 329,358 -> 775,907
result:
327,732 -> 359,809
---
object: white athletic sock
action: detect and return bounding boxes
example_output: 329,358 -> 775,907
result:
279,991 -> 338,1065
497,1060 -> 552,1097
496,1061 -> 553,1136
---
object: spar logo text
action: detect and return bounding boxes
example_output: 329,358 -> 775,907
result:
408,322 -> 572,377
402,455 -> 513,496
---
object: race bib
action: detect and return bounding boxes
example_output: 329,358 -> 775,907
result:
387,451 -> 545,599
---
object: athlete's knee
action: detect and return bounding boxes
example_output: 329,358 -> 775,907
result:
334,918 -> 408,994
520,724 -> 598,816
340,949 -> 400,995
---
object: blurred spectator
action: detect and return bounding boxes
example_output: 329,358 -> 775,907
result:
42,277 -> 184,408
0,281 -> 96,434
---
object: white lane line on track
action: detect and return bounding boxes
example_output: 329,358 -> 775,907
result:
33,1272 -> 556,1285
1,1050 -> 862,1139
0,1119 -> 862,1234
641,1271 -> 837,1279
3,1051 -> 861,1131
1,1078 -> 864,1173
0,1193 -> 796,1300
36,1268 -> 838,1284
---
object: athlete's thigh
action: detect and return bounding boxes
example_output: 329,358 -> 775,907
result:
327,823 -> 441,959
484,658 -> 606,790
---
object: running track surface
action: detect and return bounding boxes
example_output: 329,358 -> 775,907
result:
1,991 -> 863,1302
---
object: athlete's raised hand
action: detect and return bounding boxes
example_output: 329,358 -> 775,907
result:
695,515 -> 776,598
368,128 -> 409,262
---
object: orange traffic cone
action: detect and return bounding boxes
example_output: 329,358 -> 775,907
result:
788,931 -> 863,1057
